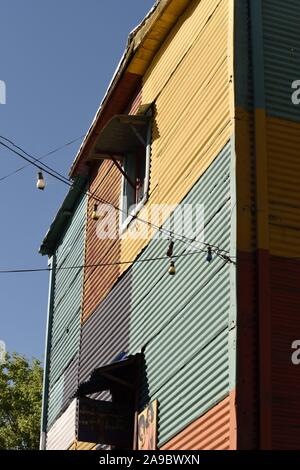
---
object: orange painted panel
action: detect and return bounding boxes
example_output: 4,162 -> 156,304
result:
161,393 -> 236,451
82,162 -> 121,322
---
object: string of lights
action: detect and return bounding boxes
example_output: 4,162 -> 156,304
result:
0,247 -> 235,275
0,135 -> 84,183
0,135 -> 234,262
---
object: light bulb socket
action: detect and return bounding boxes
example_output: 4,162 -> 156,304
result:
167,240 -> 174,257
206,247 -> 213,263
92,204 -> 99,221
37,171 -> 45,190
168,261 -> 176,275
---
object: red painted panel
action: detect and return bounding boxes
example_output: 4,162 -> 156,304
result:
236,251 -> 259,449
161,393 -> 236,451
270,256 -> 300,449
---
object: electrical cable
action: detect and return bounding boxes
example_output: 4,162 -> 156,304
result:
0,135 -> 84,182
0,136 -> 233,261
0,248 -> 227,274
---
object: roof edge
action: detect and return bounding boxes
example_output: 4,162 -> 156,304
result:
69,0 -> 190,178
39,175 -> 87,256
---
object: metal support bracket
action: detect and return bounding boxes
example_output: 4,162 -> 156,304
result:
111,156 -> 136,189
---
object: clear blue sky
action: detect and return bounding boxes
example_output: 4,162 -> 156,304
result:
0,0 -> 155,362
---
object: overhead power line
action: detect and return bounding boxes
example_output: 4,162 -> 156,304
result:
0,248 -> 235,274
0,135 -> 84,183
0,135 -> 233,262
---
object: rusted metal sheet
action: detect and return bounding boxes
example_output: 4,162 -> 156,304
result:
161,394 -> 236,450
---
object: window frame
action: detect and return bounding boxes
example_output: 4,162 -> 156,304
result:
119,120 -> 152,234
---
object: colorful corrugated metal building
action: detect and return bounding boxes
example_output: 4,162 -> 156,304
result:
40,0 -> 300,450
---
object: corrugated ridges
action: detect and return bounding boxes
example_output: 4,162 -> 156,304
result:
120,0 -> 232,271
46,399 -> 77,450
47,192 -> 87,430
77,142 -> 233,448
82,162 -> 121,322
263,0 -> 300,122
267,117 -> 300,257
128,142 -> 233,446
79,270 -> 133,383
270,256 -> 300,449
63,354 -> 79,409
161,395 -> 232,450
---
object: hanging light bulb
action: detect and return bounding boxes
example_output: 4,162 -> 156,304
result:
168,260 -> 176,275
92,204 -> 100,221
166,240 -> 174,258
37,171 -> 45,190
206,246 -> 213,263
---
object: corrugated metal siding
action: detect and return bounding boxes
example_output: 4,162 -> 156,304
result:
79,270 -> 132,383
46,399 -> 77,450
270,257 -> 300,449
266,117 -> 300,258
128,143 -> 233,446
69,441 -> 97,450
63,354 -> 79,409
161,395 -> 233,450
120,0 -> 232,270
261,1 -> 300,450
234,0 -> 253,111
262,0 -> 300,122
47,375 -> 64,430
82,155 -> 121,324
234,1 -> 258,447
77,143 -> 233,448
82,84 -> 143,324
126,88 -> 142,115
47,192 -> 87,429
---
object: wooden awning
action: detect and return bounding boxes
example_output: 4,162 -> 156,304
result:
76,353 -> 141,396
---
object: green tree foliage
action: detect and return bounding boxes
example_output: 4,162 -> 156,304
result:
0,352 -> 43,449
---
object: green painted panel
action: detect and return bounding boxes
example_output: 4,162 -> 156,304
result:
129,142 -> 234,446
235,0 -> 253,110
263,0 -> 300,121
47,374 -> 64,430
47,190 -> 87,429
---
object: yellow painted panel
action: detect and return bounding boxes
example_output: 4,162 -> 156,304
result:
267,117 -> 300,257
68,441 -> 97,450
128,0 -> 191,76
142,0 -> 227,104
120,0 -> 232,268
